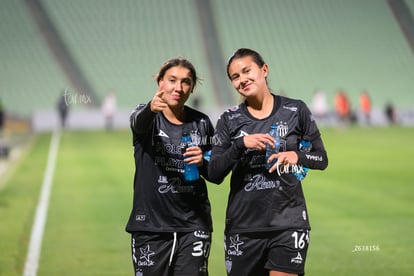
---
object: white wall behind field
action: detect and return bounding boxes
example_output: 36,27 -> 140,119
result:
31,107 -> 414,132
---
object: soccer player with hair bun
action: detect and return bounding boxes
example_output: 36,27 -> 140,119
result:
126,57 -> 215,276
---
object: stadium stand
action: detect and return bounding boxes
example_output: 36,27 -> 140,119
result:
41,0 -> 221,110
1,0 -> 414,129
211,0 -> 414,111
0,0 -> 67,116
1,0 -> 229,128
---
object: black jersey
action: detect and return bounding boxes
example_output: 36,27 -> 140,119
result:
125,103 -> 215,233
209,94 -> 328,234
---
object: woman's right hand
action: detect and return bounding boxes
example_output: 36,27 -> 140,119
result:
150,81 -> 168,112
243,133 -> 275,151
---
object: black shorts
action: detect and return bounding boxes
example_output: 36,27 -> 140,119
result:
131,230 -> 211,276
224,229 -> 310,276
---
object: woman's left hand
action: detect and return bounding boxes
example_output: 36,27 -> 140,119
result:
268,151 -> 298,173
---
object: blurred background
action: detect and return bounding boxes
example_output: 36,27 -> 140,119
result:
0,0 -> 414,135
1,1 -> 414,275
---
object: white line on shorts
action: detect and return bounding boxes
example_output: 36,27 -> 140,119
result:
23,130 -> 61,276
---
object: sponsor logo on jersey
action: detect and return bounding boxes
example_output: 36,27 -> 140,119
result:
176,185 -> 194,193
158,177 -> 180,194
138,244 -> 155,267
291,252 -> 303,264
158,177 -> 195,194
244,174 -> 280,192
305,153 -> 323,161
194,230 -> 210,239
229,113 -> 241,120
228,105 -> 240,112
158,175 -> 168,183
283,105 -> 298,112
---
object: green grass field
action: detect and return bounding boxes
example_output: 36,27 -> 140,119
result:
0,127 -> 413,275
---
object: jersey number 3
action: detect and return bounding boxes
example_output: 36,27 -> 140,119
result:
192,241 -> 211,257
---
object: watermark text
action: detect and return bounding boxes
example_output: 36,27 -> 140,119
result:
352,245 -> 380,253
63,88 -> 92,106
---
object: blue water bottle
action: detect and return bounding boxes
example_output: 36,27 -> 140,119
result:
181,131 -> 199,182
293,140 -> 312,180
265,124 -> 281,170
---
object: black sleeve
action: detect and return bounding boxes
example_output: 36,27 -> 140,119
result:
130,102 -> 156,135
296,137 -> 328,170
208,115 -> 245,184
198,117 -> 214,182
296,101 -> 328,170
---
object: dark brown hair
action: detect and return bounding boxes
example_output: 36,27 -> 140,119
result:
226,48 -> 266,79
156,58 -> 199,92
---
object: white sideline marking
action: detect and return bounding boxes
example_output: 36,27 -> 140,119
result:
23,130 -> 61,276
